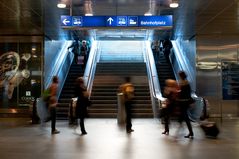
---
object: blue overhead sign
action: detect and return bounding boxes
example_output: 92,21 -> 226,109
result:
128,16 -> 138,26
61,15 -> 172,28
83,16 -> 106,27
138,16 -> 172,27
61,15 -> 72,26
72,16 -> 82,26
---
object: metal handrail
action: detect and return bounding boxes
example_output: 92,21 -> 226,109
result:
171,40 -> 196,92
45,41 -> 73,99
45,42 -> 72,88
170,41 -> 205,121
83,41 -> 100,97
143,41 -> 165,117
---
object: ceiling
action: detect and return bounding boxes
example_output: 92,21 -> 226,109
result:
0,0 -> 238,41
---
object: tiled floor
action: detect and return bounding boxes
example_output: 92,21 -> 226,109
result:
0,118 -> 238,159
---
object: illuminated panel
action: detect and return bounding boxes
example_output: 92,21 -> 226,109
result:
60,15 -> 172,28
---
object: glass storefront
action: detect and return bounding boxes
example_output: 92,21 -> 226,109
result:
0,42 -> 43,109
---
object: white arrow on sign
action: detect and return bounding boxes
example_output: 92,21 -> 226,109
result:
63,19 -> 70,25
107,17 -> 114,25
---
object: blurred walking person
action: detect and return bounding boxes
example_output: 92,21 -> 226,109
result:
119,77 -> 135,133
161,79 -> 179,135
80,40 -> 88,69
68,39 -> 80,64
163,39 -> 172,62
74,77 -> 90,135
49,76 -> 60,134
177,71 -> 194,139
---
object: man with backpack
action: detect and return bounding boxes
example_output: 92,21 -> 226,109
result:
119,77 -> 135,133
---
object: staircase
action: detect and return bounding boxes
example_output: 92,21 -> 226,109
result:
88,62 -> 153,118
99,41 -> 144,62
154,50 -> 176,93
57,41 -> 154,119
57,63 -> 84,119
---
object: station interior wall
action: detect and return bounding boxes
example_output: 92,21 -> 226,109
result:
196,35 -> 239,117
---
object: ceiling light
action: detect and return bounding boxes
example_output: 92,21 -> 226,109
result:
144,12 -> 152,16
170,1 -> 179,8
85,13 -> 93,16
57,3 -> 66,8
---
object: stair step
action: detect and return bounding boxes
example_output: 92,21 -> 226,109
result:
58,59 -> 154,118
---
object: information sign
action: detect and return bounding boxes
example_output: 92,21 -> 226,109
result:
60,15 -> 173,28
222,61 -> 239,100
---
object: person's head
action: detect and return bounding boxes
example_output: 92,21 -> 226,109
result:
76,77 -> 84,85
82,40 -> 86,45
52,76 -> 58,83
165,79 -> 177,87
178,71 -> 187,80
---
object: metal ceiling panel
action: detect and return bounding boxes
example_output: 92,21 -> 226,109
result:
0,0 -> 43,35
0,0 -> 238,40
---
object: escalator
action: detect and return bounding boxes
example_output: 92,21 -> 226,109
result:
153,50 -> 176,93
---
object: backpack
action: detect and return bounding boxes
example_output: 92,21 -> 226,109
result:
124,84 -> 135,101
42,88 -> 50,102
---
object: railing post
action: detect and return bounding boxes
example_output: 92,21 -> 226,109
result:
117,93 -> 125,124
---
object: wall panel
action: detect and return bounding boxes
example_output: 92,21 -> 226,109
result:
196,35 -> 239,117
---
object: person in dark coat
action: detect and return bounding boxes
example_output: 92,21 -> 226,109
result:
68,39 -> 80,64
163,39 -> 172,61
74,77 -> 89,135
31,80 -> 41,124
80,40 -> 88,68
177,71 -> 194,139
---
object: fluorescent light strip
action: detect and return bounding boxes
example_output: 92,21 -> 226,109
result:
170,2 -> 179,8
57,3 -> 66,8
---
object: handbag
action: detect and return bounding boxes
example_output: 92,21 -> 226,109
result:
42,89 -> 50,102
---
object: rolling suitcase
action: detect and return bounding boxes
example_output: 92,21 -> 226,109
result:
200,121 -> 219,138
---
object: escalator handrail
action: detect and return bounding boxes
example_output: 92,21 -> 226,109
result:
170,41 -> 205,121
45,41 -> 72,99
144,41 -> 164,100
144,41 -> 166,117
171,40 -> 196,92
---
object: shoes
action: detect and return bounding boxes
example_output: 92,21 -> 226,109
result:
81,131 -> 87,135
184,134 -> 194,139
162,130 -> 169,135
127,129 -> 134,133
51,129 -> 60,134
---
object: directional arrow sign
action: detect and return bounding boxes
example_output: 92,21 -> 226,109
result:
107,17 -> 114,25
63,19 -> 70,25
60,15 -> 173,27
61,15 -> 72,26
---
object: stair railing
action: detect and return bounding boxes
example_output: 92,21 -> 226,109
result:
143,41 -> 165,118
44,41 -> 73,99
83,41 -> 100,97
171,40 -> 196,92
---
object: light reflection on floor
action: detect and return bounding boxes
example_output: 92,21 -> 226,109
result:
0,118 -> 238,159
